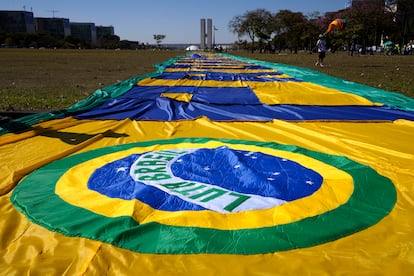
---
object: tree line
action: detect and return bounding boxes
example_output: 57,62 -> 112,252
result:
0,31 -> 170,50
229,0 -> 414,53
0,31 -> 152,49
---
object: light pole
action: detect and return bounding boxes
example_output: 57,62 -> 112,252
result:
213,26 -> 218,48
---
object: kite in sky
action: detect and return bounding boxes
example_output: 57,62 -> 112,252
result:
324,18 -> 347,35
1,53 -> 414,275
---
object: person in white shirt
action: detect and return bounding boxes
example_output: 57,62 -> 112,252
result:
315,34 -> 327,67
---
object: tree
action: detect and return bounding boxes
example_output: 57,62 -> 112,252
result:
153,34 -> 166,48
272,10 -> 307,53
303,13 -> 323,53
229,9 -> 273,52
63,36 -> 81,49
227,2 -> 413,53
394,0 -> 414,44
97,35 -> 120,49
328,1 -> 395,50
3,37 -> 15,47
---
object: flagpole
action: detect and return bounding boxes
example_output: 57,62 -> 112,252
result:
213,26 -> 216,48
213,26 -> 218,48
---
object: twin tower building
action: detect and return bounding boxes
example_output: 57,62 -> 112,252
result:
200,18 -> 213,50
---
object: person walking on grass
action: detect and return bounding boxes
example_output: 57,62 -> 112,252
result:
315,34 -> 327,67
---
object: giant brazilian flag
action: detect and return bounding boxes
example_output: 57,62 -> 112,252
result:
1,53 -> 414,275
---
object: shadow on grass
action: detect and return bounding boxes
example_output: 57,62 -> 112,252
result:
0,119 -> 129,145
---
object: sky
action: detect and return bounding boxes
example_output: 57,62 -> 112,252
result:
1,0 -> 350,45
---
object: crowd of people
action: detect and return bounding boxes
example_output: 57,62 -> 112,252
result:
314,35 -> 413,68
384,40 -> 413,55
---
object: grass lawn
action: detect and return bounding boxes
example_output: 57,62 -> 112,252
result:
1,48 -> 413,112
0,49 -> 185,112
237,51 -> 414,98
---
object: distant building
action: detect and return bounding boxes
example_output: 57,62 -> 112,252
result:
200,18 -> 213,50
35,17 -> 71,38
207,18 -> 213,49
200,19 -> 206,49
0,10 -> 35,33
70,22 -> 96,44
96,26 -> 115,39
